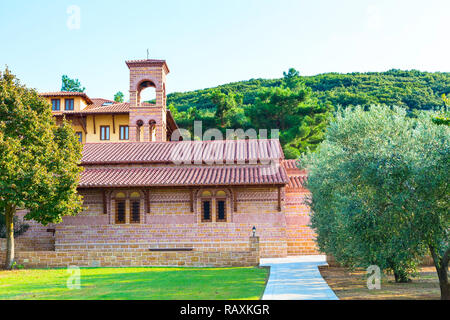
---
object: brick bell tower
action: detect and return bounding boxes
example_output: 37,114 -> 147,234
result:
126,59 -> 169,142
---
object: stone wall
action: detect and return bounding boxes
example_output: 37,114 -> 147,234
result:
0,238 -> 54,252
53,223 -> 286,258
0,237 -> 260,268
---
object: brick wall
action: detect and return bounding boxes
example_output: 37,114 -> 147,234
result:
12,183 -> 320,259
53,187 -> 288,258
285,189 -> 320,255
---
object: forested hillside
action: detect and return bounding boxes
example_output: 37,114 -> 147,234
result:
165,69 -> 450,158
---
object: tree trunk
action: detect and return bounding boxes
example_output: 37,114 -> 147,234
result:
393,269 -> 410,283
4,204 -> 15,270
429,245 -> 450,300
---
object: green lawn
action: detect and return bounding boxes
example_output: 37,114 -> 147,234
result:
0,266 -> 268,300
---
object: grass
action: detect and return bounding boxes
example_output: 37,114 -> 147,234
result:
0,266 -> 269,300
319,266 -> 441,300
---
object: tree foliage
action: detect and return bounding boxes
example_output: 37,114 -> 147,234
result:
0,68 -> 84,269
167,69 -> 449,157
61,75 -> 85,92
247,85 -> 330,158
168,69 -> 449,112
301,105 -> 449,298
114,91 -> 124,103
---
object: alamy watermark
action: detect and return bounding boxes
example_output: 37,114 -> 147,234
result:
168,121 -> 281,176
66,266 -> 81,290
67,5 -> 81,30
366,265 -> 381,290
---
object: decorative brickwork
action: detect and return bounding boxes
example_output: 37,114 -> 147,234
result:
5,173 -> 320,262
127,60 -> 168,142
283,160 -> 320,255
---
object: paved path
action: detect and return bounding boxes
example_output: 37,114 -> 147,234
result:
260,255 -> 339,300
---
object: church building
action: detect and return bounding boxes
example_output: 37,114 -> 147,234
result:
6,59 -> 319,267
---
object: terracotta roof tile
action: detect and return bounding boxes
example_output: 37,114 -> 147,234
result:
287,175 -> 307,189
40,91 -> 93,105
82,102 -> 130,113
281,159 -> 300,169
54,101 -> 156,114
82,139 -> 284,165
79,165 -> 288,188
89,98 -> 116,107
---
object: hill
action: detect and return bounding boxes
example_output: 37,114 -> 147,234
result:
165,69 -> 449,158
168,69 -> 449,112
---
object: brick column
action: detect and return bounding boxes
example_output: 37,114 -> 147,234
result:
129,125 -> 137,141
125,199 -> 130,224
249,236 -> 260,263
143,124 -> 150,142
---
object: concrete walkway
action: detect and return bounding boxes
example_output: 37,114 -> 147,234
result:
260,255 -> 339,300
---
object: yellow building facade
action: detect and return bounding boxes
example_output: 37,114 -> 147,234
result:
40,59 -> 177,144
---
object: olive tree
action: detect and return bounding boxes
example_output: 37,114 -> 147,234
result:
302,105 -> 449,298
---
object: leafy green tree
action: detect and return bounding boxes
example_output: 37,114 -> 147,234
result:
411,112 -> 449,299
0,68 -> 84,269
247,86 -> 331,157
283,68 -> 301,90
114,91 -> 124,103
167,69 -> 449,113
167,68 -> 448,157
61,75 -> 85,92
302,105 -> 449,298
210,90 -> 244,129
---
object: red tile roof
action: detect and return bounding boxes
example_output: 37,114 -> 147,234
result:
82,102 -> 130,113
52,100 -> 157,114
81,139 -> 284,165
287,175 -> 307,189
79,165 -> 288,188
90,98 -> 116,107
40,91 -> 93,105
282,159 -> 308,189
281,159 -> 300,169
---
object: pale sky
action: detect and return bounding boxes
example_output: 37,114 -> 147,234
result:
0,0 -> 449,100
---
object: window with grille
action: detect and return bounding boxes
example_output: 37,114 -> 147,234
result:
116,200 -> 125,224
131,200 -> 140,223
217,199 -> 226,222
202,200 -> 211,222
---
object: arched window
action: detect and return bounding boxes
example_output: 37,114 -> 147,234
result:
113,191 -> 143,224
201,191 -> 212,222
130,192 -> 141,224
137,80 -> 156,106
149,120 -> 156,142
115,192 -> 126,224
199,190 -> 228,223
216,191 -> 227,222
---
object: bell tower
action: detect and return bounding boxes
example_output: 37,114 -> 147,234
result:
126,59 -> 170,142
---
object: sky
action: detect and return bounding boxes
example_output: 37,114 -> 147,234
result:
0,0 -> 449,101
